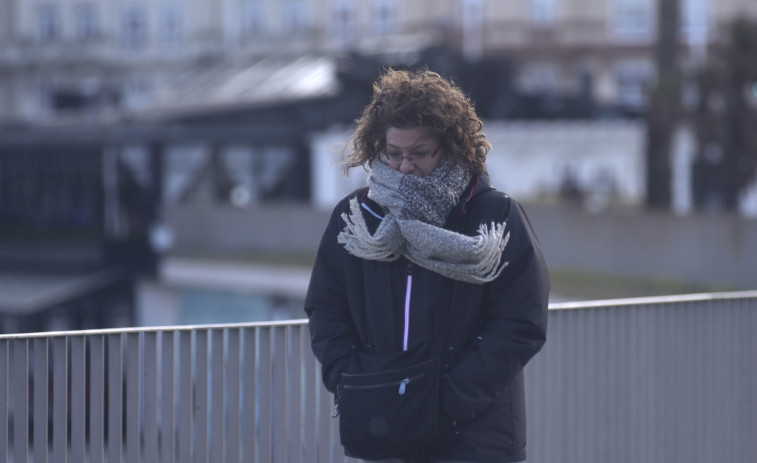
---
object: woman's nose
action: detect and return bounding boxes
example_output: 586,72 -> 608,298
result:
399,158 -> 414,174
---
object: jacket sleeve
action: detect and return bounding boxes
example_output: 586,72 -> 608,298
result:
304,198 -> 359,394
440,198 -> 549,423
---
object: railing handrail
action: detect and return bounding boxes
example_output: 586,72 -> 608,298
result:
4,290 -> 756,339
548,289 -> 757,311
0,317 -> 310,340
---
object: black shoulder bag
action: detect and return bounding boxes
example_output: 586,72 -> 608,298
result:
336,335 -> 440,460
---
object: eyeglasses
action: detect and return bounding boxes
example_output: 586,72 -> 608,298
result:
379,146 -> 440,166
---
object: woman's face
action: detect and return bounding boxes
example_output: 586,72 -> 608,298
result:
384,127 -> 442,177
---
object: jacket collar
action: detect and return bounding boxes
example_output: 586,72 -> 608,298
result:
454,172 -> 493,217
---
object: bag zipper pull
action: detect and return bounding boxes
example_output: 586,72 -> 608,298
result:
331,399 -> 340,417
398,378 -> 409,395
332,386 -> 340,417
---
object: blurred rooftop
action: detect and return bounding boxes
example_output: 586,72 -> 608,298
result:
143,54 -> 340,120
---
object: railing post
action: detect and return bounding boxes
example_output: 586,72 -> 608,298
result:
89,335 -> 106,463
272,326 -> 287,461
210,329 -> 226,462
301,326 -> 318,463
160,331 -> 176,463
13,339 -> 30,463
227,328 -> 242,463
70,336 -> 86,462
288,325 -> 303,463
242,327 -> 257,462
177,330 -> 193,462
126,333 -> 142,462
53,337 -> 68,463
108,333 -> 123,463
144,332 -> 159,463
0,340 -> 8,463
258,326 -> 272,461
195,329 -> 209,463
33,338 -> 50,463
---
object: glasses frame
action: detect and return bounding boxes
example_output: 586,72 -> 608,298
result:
379,146 -> 441,166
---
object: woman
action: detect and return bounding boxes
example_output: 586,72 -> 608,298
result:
305,69 -> 549,463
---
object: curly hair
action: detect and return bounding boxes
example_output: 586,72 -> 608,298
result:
343,68 -> 491,175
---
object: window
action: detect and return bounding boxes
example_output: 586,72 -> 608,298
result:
123,76 -> 152,109
460,0 -> 484,60
520,64 -> 560,93
121,5 -> 147,49
37,5 -> 60,42
282,1 -> 307,35
37,79 -> 56,112
461,0 -> 484,28
681,0 -> 708,48
74,4 -> 98,42
242,2 -> 265,38
332,0 -> 356,43
610,0 -> 653,40
372,0 -> 397,36
530,0 -> 556,27
614,62 -> 652,110
160,5 -> 182,46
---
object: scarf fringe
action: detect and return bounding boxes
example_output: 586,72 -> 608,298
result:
404,222 -> 510,284
338,197 -> 510,284
337,198 -> 401,262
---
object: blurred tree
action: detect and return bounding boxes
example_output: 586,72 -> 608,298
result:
692,18 -> 757,211
645,0 -> 681,210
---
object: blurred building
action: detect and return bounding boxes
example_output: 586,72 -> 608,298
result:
1,0 -> 756,330
2,0 -> 757,123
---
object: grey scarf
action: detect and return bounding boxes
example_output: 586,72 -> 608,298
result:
338,158 -> 509,284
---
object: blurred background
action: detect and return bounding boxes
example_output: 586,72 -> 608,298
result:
0,0 -> 755,333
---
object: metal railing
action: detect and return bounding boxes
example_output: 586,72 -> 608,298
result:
1,291 -> 756,463
0,320 -> 342,463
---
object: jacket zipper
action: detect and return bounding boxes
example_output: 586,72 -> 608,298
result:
342,373 -> 424,395
403,261 -> 413,352
333,261 -> 415,418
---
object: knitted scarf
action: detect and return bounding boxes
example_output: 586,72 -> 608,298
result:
338,158 -> 510,284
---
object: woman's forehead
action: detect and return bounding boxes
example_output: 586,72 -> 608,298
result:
385,127 -> 436,148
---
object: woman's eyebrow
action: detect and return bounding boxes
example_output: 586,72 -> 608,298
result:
386,140 -> 435,150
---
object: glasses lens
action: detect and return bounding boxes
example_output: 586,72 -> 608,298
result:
381,152 -> 401,165
380,147 -> 436,165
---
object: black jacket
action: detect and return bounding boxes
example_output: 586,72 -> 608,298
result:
305,174 -> 549,462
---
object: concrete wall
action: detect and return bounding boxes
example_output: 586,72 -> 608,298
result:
167,203 -> 329,255
525,203 -> 757,290
166,200 -> 756,290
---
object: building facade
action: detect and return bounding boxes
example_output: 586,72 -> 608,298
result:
2,0 -> 755,331
1,0 -> 756,123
